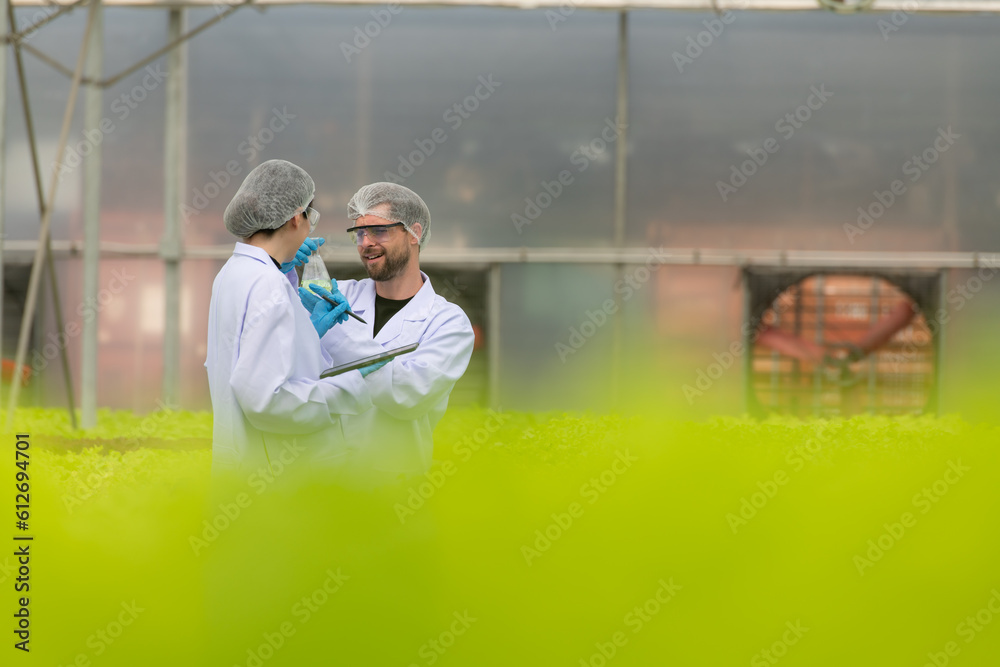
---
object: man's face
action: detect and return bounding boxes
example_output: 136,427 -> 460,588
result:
353,205 -> 417,282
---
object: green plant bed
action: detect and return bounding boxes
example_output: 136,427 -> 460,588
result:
7,409 -> 999,666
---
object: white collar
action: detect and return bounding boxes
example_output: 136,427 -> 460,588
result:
233,242 -> 281,270
351,272 -> 436,344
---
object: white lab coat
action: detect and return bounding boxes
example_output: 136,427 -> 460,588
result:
205,243 -> 372,475
315,271 -> 475,481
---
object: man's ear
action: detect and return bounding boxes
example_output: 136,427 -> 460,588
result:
410,222 -> 422,245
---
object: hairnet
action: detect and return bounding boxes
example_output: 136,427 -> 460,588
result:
223,160 -> 315,238
347,182 -> 431,247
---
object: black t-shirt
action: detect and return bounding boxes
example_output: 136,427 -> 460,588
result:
373,294 -> 414,337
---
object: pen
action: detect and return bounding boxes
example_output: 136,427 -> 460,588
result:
315,291 -> 367,325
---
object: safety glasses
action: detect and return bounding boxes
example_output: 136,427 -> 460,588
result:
346,222 -> 406,245
304,207 -> 320,232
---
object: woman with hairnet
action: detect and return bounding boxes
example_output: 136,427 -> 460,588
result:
205,159 -> 379,474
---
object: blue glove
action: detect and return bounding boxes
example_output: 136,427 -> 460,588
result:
298,285 -> 349,337
359,359 -> 390,378
298,279 -> 343,313
280,237 -> 325,273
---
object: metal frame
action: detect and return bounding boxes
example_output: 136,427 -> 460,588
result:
934,270 -> 946,412
2,0 -> 227,425
4,241 -> 994,269
610,10 -> 628,407
3,0 -> 99,425
80,0 -> 102,427
8,0 -> 1000,9
0,0 -> 6,413
161,8 -> 187,407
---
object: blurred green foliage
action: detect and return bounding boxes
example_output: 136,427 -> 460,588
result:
3,408 -> 998,666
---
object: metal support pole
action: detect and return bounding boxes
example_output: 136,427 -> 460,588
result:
45,214 -> 78,426
610,10 -> 628,409
742,271 -> 753,414
792,282 -> 802,403
812,274 -> 825,415
867,276 -> 878,412
487,262 -> 501,409
80,0 -> 103,427
770,290 -> 780,395
356,47 -> 371,185
6,4 -> 61,417
5,0 -> 95,423
0,0 -> 7,411
934,270 -> 946,415
161,8 -> 186,406
943,44 -> 959,251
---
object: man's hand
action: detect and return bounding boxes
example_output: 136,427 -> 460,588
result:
359,359 -> 389,378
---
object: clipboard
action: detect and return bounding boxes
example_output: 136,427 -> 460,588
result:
320,342 -> 419,378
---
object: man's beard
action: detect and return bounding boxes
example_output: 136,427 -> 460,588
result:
363,243 -> 410,282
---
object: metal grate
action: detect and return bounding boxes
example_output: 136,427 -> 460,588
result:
745,271 -> 940,418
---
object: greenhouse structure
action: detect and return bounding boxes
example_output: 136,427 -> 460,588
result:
2,0 -> 999,426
